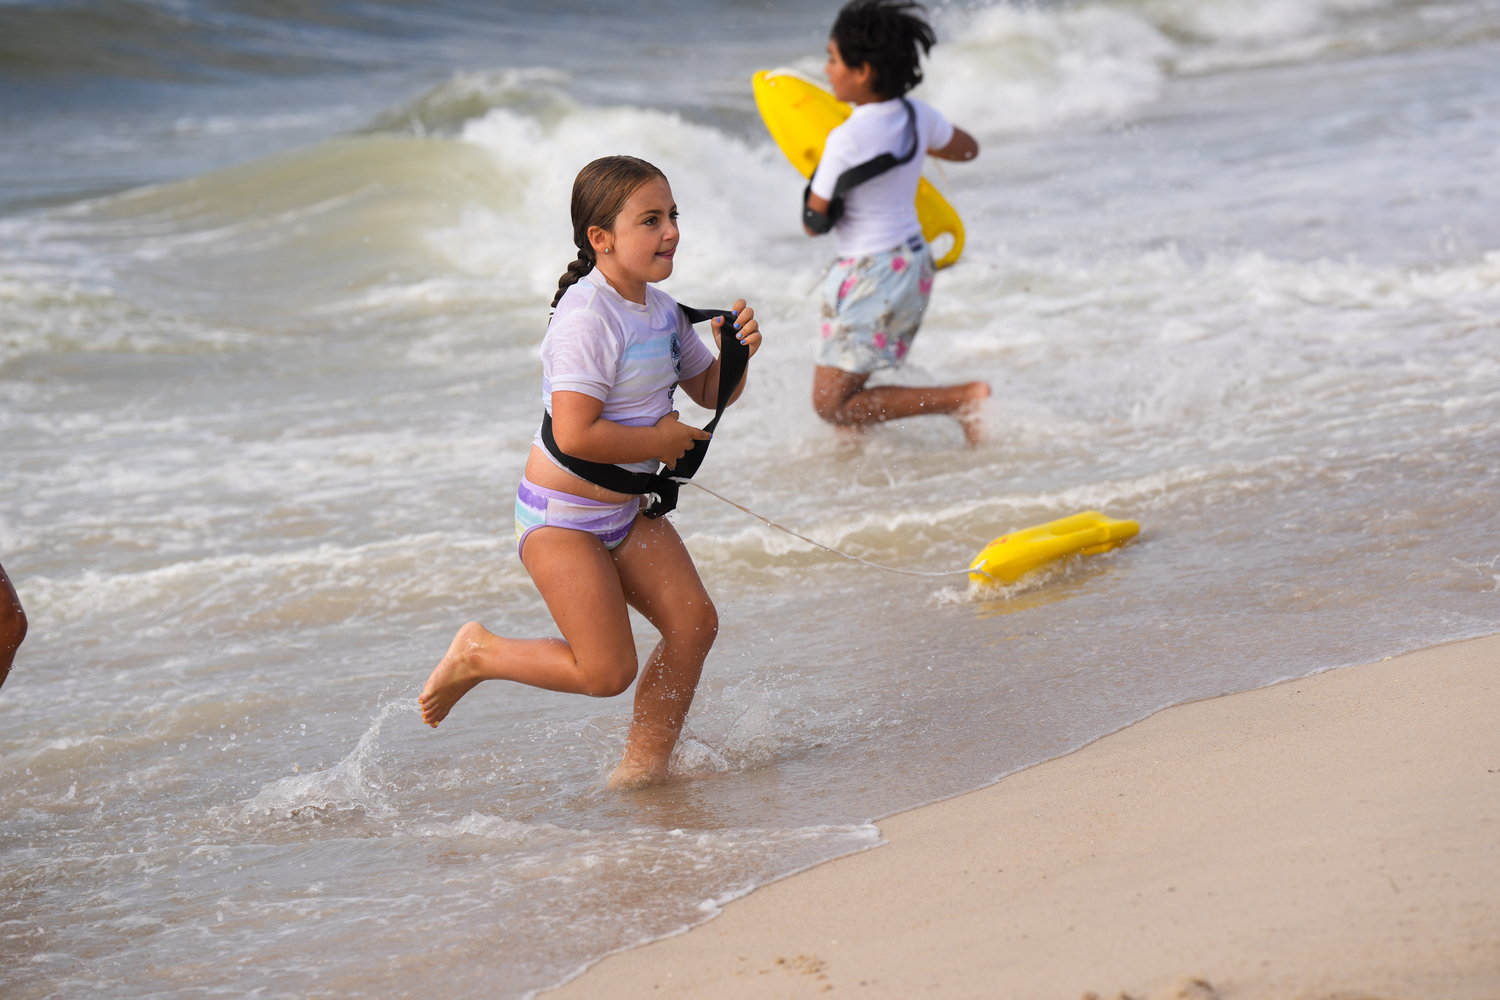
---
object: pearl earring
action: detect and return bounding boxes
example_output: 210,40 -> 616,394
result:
604,248 -> 610,254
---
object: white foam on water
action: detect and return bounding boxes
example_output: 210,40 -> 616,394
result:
417,811 -> 575,844
923,3 -> 1176,134
0,268 -> 251,363
1131,0 -> 1396,42
917,0 -> 1489,135
19,532 -> 528,636
453,102 -> 803,304
1132,0 -> 1482,73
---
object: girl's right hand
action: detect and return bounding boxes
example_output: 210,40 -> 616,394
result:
653,411 -> 712,469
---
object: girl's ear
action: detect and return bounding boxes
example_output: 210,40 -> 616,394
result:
587,225 -> 612,257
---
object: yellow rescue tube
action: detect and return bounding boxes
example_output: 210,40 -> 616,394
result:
751,68 -> 965,270
969,511 -> 1140,586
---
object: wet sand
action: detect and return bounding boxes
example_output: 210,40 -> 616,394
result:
546,634 -> 1500,1000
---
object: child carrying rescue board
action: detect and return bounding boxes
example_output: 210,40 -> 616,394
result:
419,156 -> 761,789
805,0 -> 988,441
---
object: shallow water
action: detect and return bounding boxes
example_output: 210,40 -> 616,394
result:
3,1 -> 1499,997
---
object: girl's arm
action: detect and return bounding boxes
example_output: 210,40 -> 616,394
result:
930,127 -> 979,162
678,299 -> 761,410
803,195 -> 832,236
551,391 -> 710,469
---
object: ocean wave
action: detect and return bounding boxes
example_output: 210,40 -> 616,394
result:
0,96 -> 801,327
922,3 -> 1175,134
453,102 -> 799,301
0,0 -> 428,82
0,268 -> 251,363
365,67 -> 578,138
1130,0 -> 1400,43
921,0 -> 1499,134
0,134 -> 535,323
17,532 -> 527,636
12,0 -> 1491,339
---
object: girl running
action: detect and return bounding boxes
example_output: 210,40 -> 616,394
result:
419,155 -> 761,789
805,0 -> 988,441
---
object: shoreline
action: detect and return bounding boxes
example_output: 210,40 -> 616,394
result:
545,634 -> 1500,1000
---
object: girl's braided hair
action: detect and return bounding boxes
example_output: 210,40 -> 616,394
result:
831,0 -> 936,100
551,155 -> 667,308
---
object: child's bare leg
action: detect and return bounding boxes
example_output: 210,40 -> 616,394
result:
605,515 -> 718,788
419,527 -> 639,727
0,562 -> 25,691
813,365 -> 991,444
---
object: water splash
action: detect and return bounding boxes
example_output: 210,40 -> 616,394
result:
239,700 -> 404,821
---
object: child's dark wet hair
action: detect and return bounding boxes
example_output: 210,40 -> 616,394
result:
831,0 -> 936,100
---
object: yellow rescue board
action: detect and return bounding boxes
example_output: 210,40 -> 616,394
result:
969,511 -> 1139,587
751,68 -> 965,270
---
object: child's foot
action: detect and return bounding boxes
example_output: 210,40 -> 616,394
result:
419,621 -> 492,727
956,382 -> 991,446
607,756 -> 671,790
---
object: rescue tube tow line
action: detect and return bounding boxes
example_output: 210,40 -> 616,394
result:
682,481 -> 1139,586
685,480 -> 978,579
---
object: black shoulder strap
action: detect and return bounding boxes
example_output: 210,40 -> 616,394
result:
804,98 -> 919,234
675,306 -> 748,443
830,98 -> 920,196
540,304 -> 748,518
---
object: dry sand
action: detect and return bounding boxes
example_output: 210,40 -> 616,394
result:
545,634 -> 1500,1000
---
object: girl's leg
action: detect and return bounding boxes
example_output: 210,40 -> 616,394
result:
605,514 -> 718,788
0,562 -> 25,691
419,525 -> 639,726
812,366 -> 991,444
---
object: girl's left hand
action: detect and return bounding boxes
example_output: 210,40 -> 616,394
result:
713,299 -> 761,359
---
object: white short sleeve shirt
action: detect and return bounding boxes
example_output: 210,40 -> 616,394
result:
809,96 -> 954,258
535,269 -> 715,474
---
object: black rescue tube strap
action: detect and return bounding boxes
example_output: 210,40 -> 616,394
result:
540,304 -> 749,519
802,97 -> 919,235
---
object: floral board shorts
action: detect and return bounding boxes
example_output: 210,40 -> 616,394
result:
816,235 -> 935,375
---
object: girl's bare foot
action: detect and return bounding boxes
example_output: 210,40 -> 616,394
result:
956,381 -> 991,446
606,718 -> 680,789
607,756 -> 671,790
419,621 -> 493,727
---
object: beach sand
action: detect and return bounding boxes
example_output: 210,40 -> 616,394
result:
545,634 -> 1500,1000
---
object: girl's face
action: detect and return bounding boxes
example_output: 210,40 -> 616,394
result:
825,38 -> 877,105
589,177 -> 678,301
